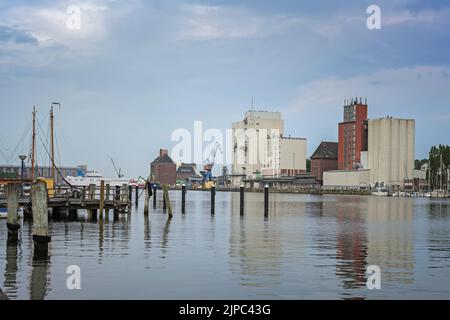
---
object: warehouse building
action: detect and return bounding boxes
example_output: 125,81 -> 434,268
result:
150,149 -> 177,185
231,110 -> 307,187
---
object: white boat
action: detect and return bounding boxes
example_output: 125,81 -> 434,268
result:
0,208 -> 7,219
372,188 -> 389,196
430,190 -> 450,198
66,171 -> 131,187
0,207 -> 24,219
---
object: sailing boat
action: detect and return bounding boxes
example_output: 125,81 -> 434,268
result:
430,154 -> 449,198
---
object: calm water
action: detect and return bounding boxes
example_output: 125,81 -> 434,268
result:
0,191 -> 449,300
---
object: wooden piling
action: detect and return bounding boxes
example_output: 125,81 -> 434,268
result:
115,185 -> 120,201
31,181 -> 51,244
88,184 -> 96,220
99,180 -> 105,218
163,185 -> 173,219
211,185 -> 216,215
264,185 -> 269,217
181,184 -> 186,213
240,184 -> 245,216
135,185 -> 139,206
6,183 -> 21,234
163,191 -> 167,211
144,182 -> 149,216
106,184 -> 110,201
128,185 -> 132,204
153,185 -> 157,208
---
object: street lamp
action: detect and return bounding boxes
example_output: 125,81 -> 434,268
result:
19,155 -> 27,196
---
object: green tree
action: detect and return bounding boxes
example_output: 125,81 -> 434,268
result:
306,158 -> 311,173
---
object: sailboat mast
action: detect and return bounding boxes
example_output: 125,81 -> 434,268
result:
50,105 -> 55,184
31,106 -> 36,180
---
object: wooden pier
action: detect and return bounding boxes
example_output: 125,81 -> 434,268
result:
0,183 -> 132,212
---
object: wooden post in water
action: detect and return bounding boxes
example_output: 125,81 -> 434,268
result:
144,182 -> 149,216
121,184 -> 127,202
128,185 -> 132,204
163,185 -> 173,219
240,184 -> 245,216
99,180 -> 105,219
153,185 -> 157,208
105,184 -> 110,201
88,184 -> 96,219
135,185 -> 139,206
6,183 -> 21,236
264,185 -> 269,217
31,181 -> 50,257
181,184 -> 186,213
115,185 -> 120,201
211,184 -> 216,215
163,187 -> 167,211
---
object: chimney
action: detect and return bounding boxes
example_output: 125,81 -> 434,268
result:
160,149 -> 168,157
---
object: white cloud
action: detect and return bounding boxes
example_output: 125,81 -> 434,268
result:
0,1 -> 110,48
178,4 -> 261,40
287,65 -> 450,117
177,4 -> 345,41
384,9 -> 438,26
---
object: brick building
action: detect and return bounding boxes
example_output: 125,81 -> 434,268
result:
150,149 -> 176,185
176,163 -> 199,182
338,99 -> 368,170
311,141 -> 338,185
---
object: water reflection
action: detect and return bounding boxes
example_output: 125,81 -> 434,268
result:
3,235 -> 19,298
335,197 -> 368,290
29,249 -> 50,300
1,192 -> 450,299
427,200 -> 450,270
367,197 -> 415,285
229,192 -> 282,288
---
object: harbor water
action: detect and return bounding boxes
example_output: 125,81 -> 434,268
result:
0,191 -> 449,300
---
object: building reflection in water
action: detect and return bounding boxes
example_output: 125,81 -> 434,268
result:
367,197 -> 415,285
334,197 -> 368,290
228,192 -> 283,288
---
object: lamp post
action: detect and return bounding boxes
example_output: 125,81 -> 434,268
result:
19,155 -> 27,196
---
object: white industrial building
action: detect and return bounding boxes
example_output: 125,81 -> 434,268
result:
231,110 -> 306,186
324,117 -> 416,190
368,117 -> 415,188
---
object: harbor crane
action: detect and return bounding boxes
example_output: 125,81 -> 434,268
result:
107,155 -> 124,179
201,142 -> 222,183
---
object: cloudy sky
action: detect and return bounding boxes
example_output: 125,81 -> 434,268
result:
1,0 -> 450,178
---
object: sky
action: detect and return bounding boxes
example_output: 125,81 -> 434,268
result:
0,0 -> 450,178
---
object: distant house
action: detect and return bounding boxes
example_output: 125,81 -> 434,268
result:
150,149 -> 176,185
311,142 -> 338,185
176,163 -> 200,182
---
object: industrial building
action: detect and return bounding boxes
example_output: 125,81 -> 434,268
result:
231,110 -> 307,187
323,113 -> 417,190
338,99 -> 368,170
311,141 -> 338,185
368,117 -> 415,188
150,149 -> 177,185
176,163 -> 201,183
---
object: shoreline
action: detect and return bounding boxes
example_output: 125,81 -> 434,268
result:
168,187 -> 372,196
